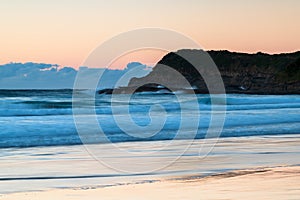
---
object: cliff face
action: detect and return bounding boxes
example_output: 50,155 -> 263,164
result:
128,50 -> 300,94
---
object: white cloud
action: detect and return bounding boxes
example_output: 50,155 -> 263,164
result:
0,62 -> 151,89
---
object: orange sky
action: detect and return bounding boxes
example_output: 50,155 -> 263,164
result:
0,0 -> 299,69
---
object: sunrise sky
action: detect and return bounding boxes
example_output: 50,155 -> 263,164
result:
1,0 -> 299,69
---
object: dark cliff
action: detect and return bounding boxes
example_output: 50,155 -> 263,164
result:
128,49 -> 300,94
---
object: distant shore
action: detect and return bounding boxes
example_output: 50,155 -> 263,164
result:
1,165 -> 299,200
97,86 -> 300,95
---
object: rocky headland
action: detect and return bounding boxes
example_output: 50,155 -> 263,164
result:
100,49 -> 300,94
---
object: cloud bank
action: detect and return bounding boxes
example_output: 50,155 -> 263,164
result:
0,62 -> 151,89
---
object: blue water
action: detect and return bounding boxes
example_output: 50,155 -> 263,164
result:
0,90 -> 299,148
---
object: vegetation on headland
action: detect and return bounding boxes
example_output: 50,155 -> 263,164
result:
127,50 -> 300,94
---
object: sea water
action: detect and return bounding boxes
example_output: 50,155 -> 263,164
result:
0,90 -> 299,148
0,90 -> 299,193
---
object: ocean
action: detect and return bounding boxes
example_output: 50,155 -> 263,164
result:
0,90 -> 299,148
0,90 -> 299,193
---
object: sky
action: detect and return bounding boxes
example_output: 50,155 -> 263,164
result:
0,0 -> 299,69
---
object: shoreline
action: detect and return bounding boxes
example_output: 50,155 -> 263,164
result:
1,165 -> 299,200
1,134 -> 300,195
98,87 -> 300,95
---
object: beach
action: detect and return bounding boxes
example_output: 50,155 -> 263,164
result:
1,135 -> 300,199
1,165 -> 299,200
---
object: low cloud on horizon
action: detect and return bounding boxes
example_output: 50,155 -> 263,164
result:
0,62 -> 152,89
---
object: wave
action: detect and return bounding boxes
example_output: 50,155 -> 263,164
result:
1,96 -> 300,117
0,90 -> 299,148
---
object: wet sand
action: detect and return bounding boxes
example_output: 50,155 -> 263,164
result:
1,135 -> 300,198
1,165 -> 299,200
